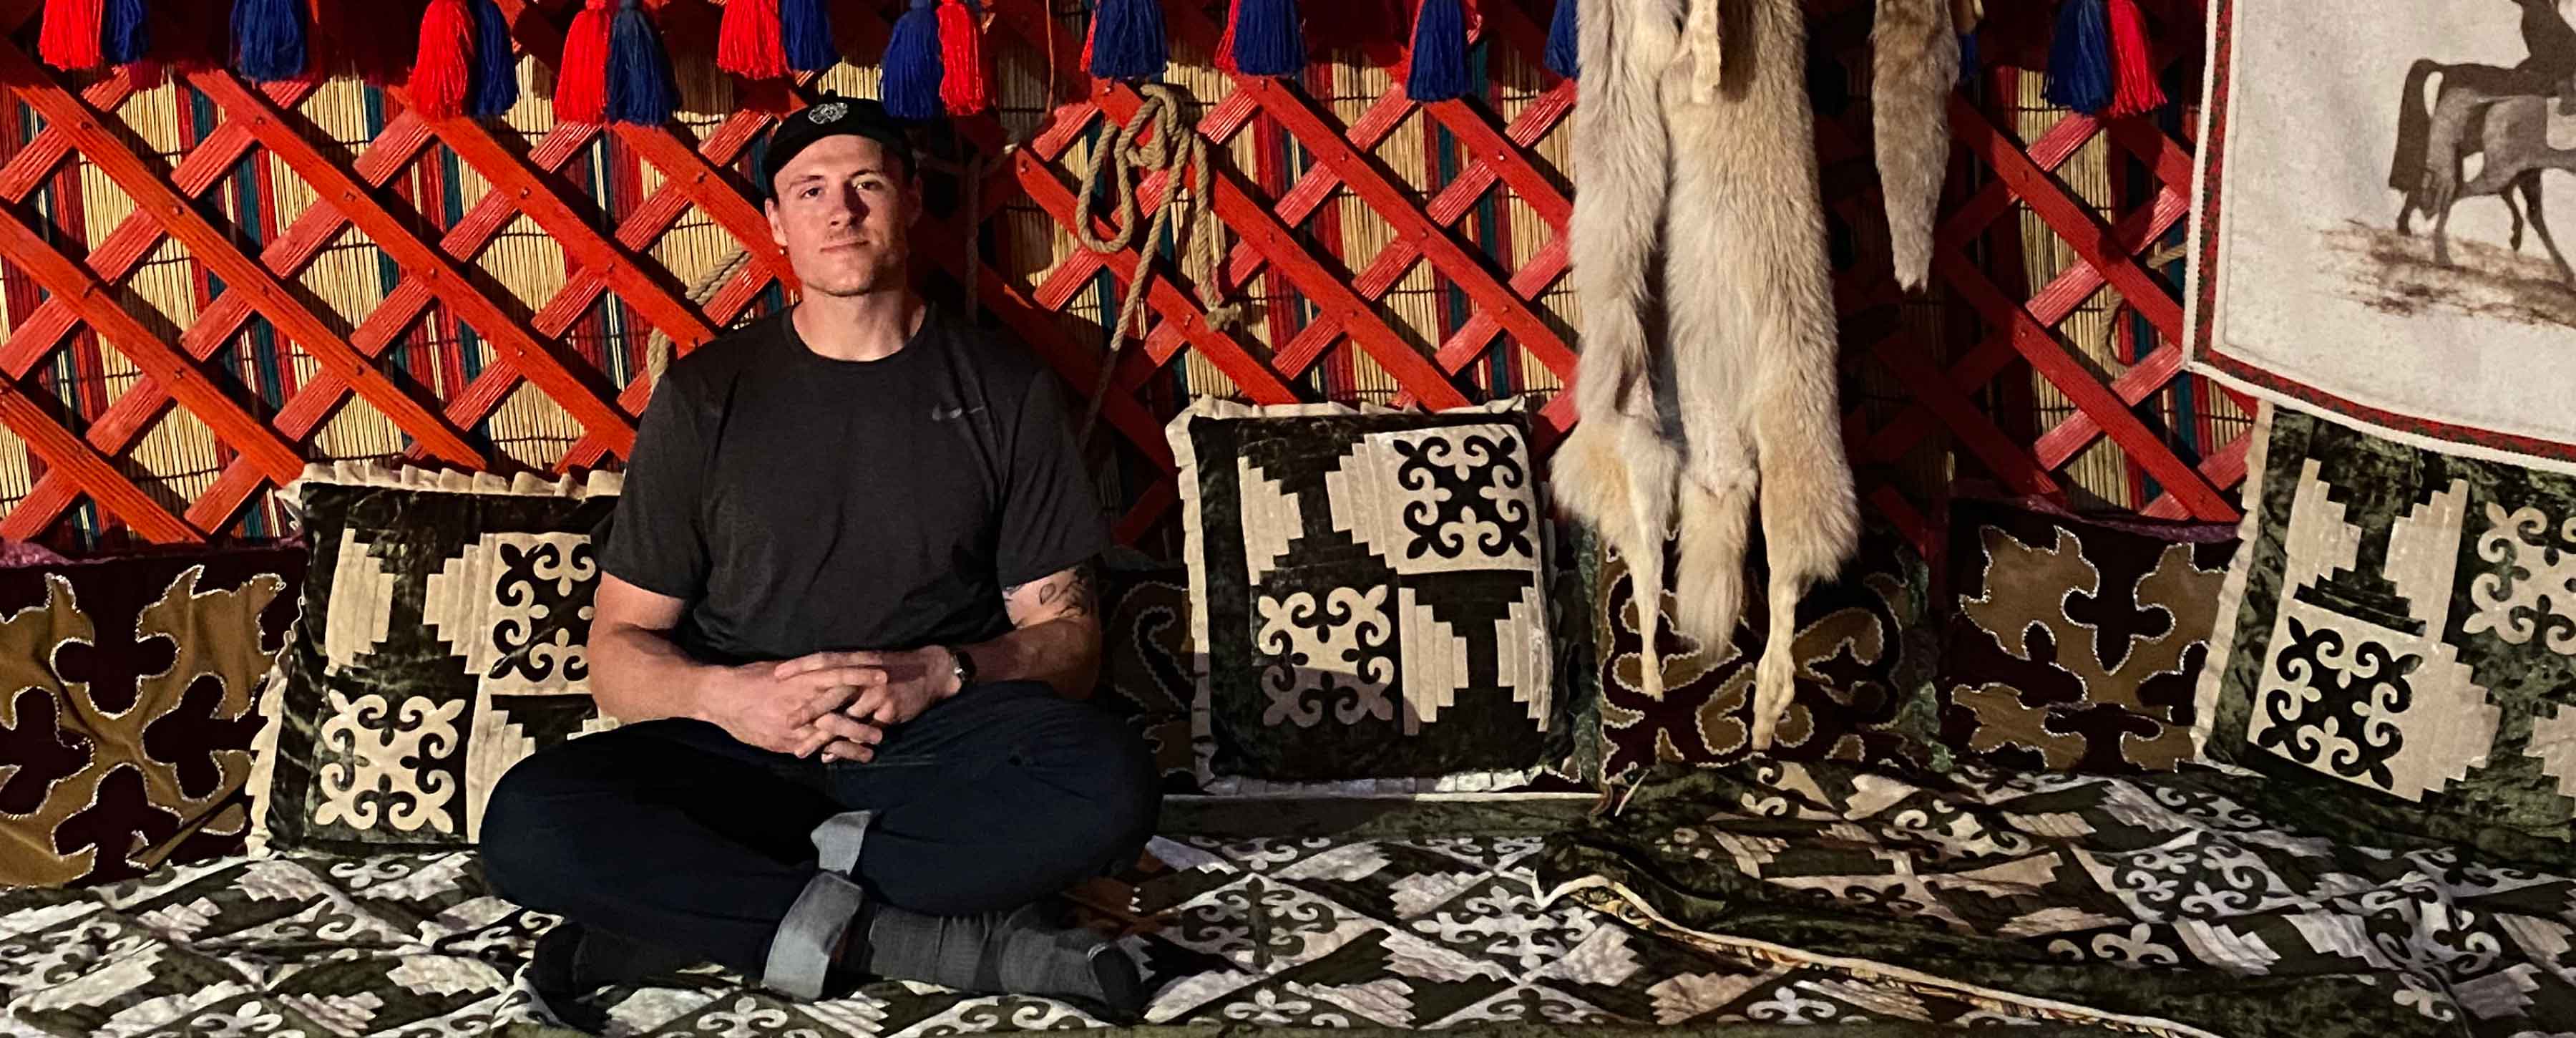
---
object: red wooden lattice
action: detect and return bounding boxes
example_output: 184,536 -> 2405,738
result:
0,0 -> 2252,566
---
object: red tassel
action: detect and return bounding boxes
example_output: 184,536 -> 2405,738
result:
410,0 -> 476,118
2106,0 -> 2164,117
41,0 -> 108,69
937,0 -> 987,115
1215,0 -> 1239,73
555,0 -> 615,123
718,0 -> 788,79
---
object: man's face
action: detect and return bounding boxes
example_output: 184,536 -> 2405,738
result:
765,135 -> 919,299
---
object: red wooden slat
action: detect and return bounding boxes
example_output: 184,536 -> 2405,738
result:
0,208 -> 304,480
0,384 -> 194,543
1932,248 -> 2233,519
1228,78 -> 1576,384
0,43 -> 484,467
193,72 -> 639,455
0,77 -> 323,376
11,115 -> 447,535
1011,152 -> 1300,405
1951,96 -> 2184,341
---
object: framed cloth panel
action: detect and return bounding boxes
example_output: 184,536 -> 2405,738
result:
0,545 -> 303,888
1938,498 -> 2238,773
1171,399 -> 1566,794
247,463 -> 620,855
2200,407 -> 2576,866
2187,0 -> 2576,472
1593,529 -> 1936,785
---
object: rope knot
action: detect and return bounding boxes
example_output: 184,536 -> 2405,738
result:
1070,82 -> 1239,440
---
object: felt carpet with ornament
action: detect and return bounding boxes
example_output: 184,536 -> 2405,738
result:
0,799 -> 2147,1037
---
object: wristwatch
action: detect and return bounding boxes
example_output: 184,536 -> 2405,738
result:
944,645 -> 977,692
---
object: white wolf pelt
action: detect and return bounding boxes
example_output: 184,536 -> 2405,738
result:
1556,0 -> 1873,750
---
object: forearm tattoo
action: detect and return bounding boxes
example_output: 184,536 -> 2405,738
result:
1043,563 -> 1097,621
1005,562 -> 1098,623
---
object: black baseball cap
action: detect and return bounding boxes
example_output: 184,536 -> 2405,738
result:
758,95 -> 916,200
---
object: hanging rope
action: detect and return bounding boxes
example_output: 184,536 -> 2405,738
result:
645,246 -> 756,385
1068,82 -> 1241,442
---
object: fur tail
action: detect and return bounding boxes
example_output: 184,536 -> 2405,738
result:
1872,0 -> 1958,291
1672,473 -> 1754,646
2389,59 -> 2442,195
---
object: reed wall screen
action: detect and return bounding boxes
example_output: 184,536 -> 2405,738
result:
0,0 -> 2245,569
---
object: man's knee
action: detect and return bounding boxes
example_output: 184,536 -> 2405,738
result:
1015,695 -> 1161,854
477,744 -> 613,908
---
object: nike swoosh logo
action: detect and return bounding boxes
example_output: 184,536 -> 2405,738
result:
931,404 -> 986,421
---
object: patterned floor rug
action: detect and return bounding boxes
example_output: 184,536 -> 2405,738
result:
1541,762 -> 2576,1038
1,801 -> 2099,1037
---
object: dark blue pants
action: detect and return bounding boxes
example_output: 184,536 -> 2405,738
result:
478,681 -> 1161,979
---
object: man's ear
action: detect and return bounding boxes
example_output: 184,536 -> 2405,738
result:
766,197 -> 788,248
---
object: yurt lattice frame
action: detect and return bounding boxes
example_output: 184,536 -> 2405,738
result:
0,0 -> 2249,565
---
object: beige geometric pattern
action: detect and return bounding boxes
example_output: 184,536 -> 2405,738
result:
1253,586 -> 1396,729
2248,471 -> 2499,801
421,532 -> 596,697
2532,704 -> 2576,812
2465,502 -> 2576,656
310,691 -> 466,835
318,530 -> 396,676
1239,457 -> 1304,588
1330,425 -> 1539,578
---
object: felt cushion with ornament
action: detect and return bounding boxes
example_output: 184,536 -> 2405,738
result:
247,463 -> 618,855
0,544 -> 305,888
1938,498 -> 2238,774
1593,528 -> 1936,784
1170,398 -> 1571,794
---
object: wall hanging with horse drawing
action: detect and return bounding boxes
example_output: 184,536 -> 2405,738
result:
2190,0 -> 2576,471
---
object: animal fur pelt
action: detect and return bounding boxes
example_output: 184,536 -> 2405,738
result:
1556,0 -> 1859,750
1874,0 -> 1959,291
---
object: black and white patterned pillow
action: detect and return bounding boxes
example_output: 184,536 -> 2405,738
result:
248,463 -> 618,855
1169,399 -> 1564,794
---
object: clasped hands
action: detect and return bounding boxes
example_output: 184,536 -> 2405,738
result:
703,647 -> 961,763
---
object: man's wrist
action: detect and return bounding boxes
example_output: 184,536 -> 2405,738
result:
936,644 -> 974,699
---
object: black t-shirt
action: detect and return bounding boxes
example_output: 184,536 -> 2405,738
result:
598,306 -> 1108,666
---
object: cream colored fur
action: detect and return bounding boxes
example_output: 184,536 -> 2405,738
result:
1559,0 -> 1860,746
1873,0 -> 1958,291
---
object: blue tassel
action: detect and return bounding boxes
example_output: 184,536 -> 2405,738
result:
1405,0 -> 1470,101
1543,0 -> 1576,79
1088,0 -> 1166,81
2044,0 -> 2112,115
780,0 -> 836,72
1231,0 -> 1303,77
881,0 -> 942,121
231,0 -> 308,82
103,0 -> 148,64
1956,30 -> 1977,87
606,0 -> 678,125
469,0 -> 519,117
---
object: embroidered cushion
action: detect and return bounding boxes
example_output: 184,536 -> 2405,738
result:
2202,409 -> 2576,866
0,545 -> 303,888
1938,498 -> 2238,774
1593,528 -> 1935,783
248,463 -> 618,855
1169,399 -> 1565,793
1091,553 -> 1197,791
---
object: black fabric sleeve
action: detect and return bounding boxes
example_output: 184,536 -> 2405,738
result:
599,375 -> 711,601
994,371 -> 1110,590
